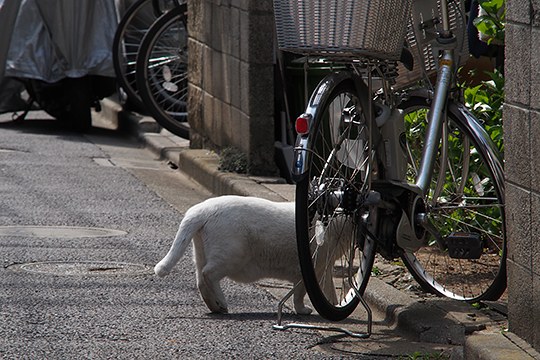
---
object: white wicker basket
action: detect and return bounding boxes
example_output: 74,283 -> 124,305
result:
273,0 -> 412,60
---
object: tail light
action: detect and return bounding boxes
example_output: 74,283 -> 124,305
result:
295,114 -> 311,135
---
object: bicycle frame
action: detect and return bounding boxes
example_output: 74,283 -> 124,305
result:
414,0 -> 456,196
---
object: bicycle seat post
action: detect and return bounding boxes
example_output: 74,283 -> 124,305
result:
439,0 -> 452,37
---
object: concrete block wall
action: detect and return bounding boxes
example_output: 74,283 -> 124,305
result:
505,0 -> 540,351
187,0 -> 277,175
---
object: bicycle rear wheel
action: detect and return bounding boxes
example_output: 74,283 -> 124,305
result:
136,4 -> 189,139
295,72 -> 377,321
112,0 -> 176,110
400,96 -> 506,302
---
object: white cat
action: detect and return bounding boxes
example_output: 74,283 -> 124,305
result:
154,195 -> 315,315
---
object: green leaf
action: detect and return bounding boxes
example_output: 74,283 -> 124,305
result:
474,16 -> 499,37
478,0 -> 504,15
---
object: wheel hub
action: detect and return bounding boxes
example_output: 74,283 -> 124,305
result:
310,179 -> 365,220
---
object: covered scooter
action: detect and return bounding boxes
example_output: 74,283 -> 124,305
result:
0,0 -> 118,130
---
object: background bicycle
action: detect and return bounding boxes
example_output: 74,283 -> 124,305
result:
113,0 -> 189,139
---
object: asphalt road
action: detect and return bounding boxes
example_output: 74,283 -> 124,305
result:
0,118 -> 351,359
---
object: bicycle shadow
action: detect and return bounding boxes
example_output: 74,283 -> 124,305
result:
0,112 -> 119,137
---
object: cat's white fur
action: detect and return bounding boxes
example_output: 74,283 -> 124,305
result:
155,195 -> 316,314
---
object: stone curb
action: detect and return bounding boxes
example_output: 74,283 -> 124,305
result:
106,102 -> 535,359
464,332 -> 539,359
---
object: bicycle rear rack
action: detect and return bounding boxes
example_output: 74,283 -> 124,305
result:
273,281 -> 373,338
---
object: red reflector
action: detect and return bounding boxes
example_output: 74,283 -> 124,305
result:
295,115 -> 310,134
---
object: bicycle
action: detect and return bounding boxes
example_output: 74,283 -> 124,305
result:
273,0 -> 506,324
112,0 -> 177,111
135,1 -> 189,139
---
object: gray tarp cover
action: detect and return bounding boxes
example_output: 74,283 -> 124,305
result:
3,0 -> 118,82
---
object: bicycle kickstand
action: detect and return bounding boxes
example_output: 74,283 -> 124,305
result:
272,281 -> 373,339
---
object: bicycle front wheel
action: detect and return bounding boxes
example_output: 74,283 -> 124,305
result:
400,96 -> 506,302
136,4 -> 190,139
295,72 -> 377,321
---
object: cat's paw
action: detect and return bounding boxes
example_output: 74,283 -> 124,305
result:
154,263 -> 170,277
295,306 -> 312,315
209,303 -> 228,314
202,296 -> 228,313
154,258 -> 174,277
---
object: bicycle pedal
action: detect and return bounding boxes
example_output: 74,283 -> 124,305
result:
446,232 -> 483,259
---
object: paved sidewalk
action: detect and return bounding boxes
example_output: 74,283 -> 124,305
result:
97,98 -> 538,359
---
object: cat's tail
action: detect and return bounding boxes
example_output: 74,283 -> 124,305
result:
154,207 -> 203,277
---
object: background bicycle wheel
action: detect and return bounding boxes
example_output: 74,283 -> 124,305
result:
112,0 -> 177,111
135,4 -> 189,139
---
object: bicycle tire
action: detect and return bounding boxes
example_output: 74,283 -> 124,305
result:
112,0 -> 176,110
295,72 -> 378,321
399,95 -> 506,302
136,4 -> 190,139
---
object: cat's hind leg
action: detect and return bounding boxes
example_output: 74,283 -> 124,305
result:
192,235 -> 228,313
196,265 -> 228,313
